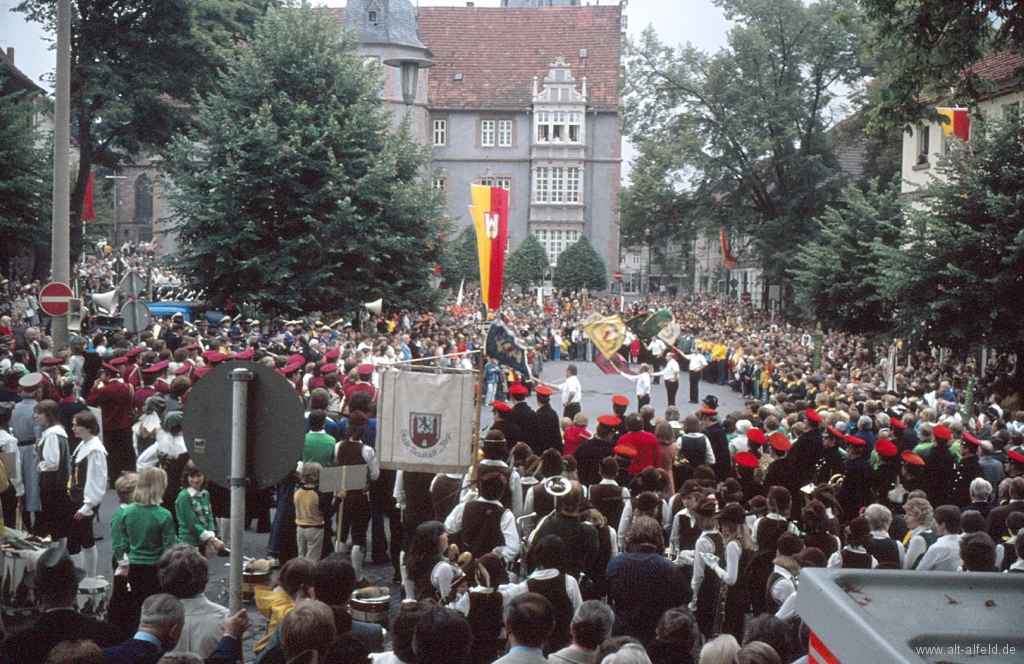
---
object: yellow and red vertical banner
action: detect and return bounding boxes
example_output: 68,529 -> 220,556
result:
82,171 -> 95,221
720,227 -> 737,270
937,108 -> 970,141
469,185 -> 509,310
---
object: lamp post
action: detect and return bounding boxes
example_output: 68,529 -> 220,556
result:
383,57 -> 435,106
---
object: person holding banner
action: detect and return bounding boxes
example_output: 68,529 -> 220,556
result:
333,411 -> 379,586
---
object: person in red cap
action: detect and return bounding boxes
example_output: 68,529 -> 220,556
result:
837,434 -> 873,522
573,415 -> 618,486
508,383 -> 541,455
789,409 -> 824,491
920,424 -> 956,506
87,363 -> 135,486
763,432 -> 795,495
950,432 -> 985,508
870,439 -> 902,506
533,385 -> 563,456
489,400 -> 523,448
342,363 -> 376,403
812,426 -> 846,487
732,451 -> 764,502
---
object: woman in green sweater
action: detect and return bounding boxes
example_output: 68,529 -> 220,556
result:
120,466 -> 177,623
175,460 -> 227,557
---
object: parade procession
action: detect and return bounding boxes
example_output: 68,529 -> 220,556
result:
2,0 -> 1024,663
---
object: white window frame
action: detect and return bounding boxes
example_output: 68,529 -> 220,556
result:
533,227 -> 581,265
534,167 -> 549,203
481,120 -> 495,147
432,119 -> 447,147
477,177 -> 510,190
533,166 -> 582,204
568,112 -> 582,143
432,177 -> 446,190
535,110 -> 583,144
498,120 -> 513,147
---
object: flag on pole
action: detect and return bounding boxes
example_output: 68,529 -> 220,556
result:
937,108 -> 970,141
583,314 -> 627,360
720,227 -> 737,270
82,171 -> 95,222
469,185 -> 509,310
485,319 -> 531,378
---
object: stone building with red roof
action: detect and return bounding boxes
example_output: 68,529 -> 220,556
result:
338,0 -> 625,278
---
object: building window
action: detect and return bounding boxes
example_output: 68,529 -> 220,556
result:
477,177 -> 510,190
433,119 -> 447,146
536,111 -> 583,143
533,227 -> 581,265
533,166 -> 582,203
481,120 -> 495,147
631,254 -> 639,266
916,126 -> 930,165
498,120 -> 513,147
368,10 -> 377,21
432,177 -> 446,190
134,174 -> 153,223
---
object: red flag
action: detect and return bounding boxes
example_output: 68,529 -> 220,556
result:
469,186 -> 509,310
82,172 -> 95,221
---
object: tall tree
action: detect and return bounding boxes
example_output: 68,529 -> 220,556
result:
504,233 -> 550,291
15,0 -> 271,261
439,226 -> 479,288
554,235 -> 607,292
163,1 -> 450,317
881,113 -> 1024,374
860,0 -> 1024,128
0,78 -> 51,275
790,177 -> 902,336
623,0 -> 868,285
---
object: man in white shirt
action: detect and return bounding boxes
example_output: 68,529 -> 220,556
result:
916,505 -> 964,571
647,337 -> 666,385
683,350 -> 708,404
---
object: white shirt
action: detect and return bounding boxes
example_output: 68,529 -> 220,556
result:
769,565 -> 796,606
334,440 -> 381,482
499,568 -> 583,612
915,533 -> 962,572
0,430 -> 23,496
905,526 -> 935,569
460,460 -> 523,517
622,371 -> 651,397
872,530 -> 906,568
560,375 -> 582,405
663,358 -> 680,382
691,531 -> 720,600
444,498 -> 521,562
136,430 -> 187,472
827,546 -> 878,569
71,436 -> 108,516
678,433 -> 716,466
36,424 -> 68,473
648,339 -> 666,356
684,353 -> 708,372
618,498 -> 670,550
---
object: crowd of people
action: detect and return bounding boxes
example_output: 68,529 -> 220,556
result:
0,261 -> 1022,664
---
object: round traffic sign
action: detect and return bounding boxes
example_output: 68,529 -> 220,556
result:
121,300 -> 152,333
39,282 -> 73,317
613,270 -> 624,282
741,291 -> 752,304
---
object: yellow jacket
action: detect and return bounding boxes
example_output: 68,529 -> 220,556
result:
711,343 -> 727,361
254,585 -> 296,652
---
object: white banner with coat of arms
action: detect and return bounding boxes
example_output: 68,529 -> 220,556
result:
376,370 -> 477,473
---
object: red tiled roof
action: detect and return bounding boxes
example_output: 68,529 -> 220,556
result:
962,50 -> 1024,87
330,6 -> 623,112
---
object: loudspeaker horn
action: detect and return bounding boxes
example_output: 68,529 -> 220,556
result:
67,299 -> 83,332
364,299 -> 382,315
92,290 -> 119,314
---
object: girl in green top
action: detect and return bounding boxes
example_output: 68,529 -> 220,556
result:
120,466 -> 177,622
175,460 -> 227,557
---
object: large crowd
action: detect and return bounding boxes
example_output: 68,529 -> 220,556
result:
0,256 -> 1022,664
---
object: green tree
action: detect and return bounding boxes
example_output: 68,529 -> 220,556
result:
0,78 -> 51,275
860,0 -> 1024,128
15,0 -> 271,261
881,113 -> 1024,376
439,226 -> 479,288
790,176 -> 902,336
623,0 -> 868,285
504,233 -> 550,291
163,2 -> 449,317
554,235 -> 607,292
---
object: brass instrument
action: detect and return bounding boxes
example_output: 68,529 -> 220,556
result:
829,473 -> 845,487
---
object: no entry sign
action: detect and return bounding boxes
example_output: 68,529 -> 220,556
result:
39,282 -> 74,317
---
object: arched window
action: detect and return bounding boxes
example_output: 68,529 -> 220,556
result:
134,174 -> 153,223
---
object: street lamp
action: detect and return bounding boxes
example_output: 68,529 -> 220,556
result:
383,57 -> 435,106
105,174 -> 127,249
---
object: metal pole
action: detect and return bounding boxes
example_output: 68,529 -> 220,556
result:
470,306 -> 488,486
229,367 -> 253,614
50,0 -> 71,347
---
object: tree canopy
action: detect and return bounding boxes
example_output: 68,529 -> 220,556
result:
623,0 -> 869,284
553,235 -> 607,292
163,2 -> 450,317
504,233 -> 550,291
15,0 -> 272,261
439,226 -> 479,289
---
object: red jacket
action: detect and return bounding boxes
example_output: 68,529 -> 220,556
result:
87,379 -> 134,431
618,430 -> 662,475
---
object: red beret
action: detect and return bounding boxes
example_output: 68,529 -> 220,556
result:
320,362 -> 337,373
613,444 -> 637,458
289,354 -> 305,365
734,451 -> 759,468
597,415 -> 622,428
901,451 -> 925,466
41,357 -> 64,367
509,383 -> 529,396
747,429 -> 767,445
235,348 -> 255,361
126,346 -> 144,358
888,416 -> 906,430
174,363 -> 193,376
769,432 -> 792,452
932,425 -> 952,442
534,385 -> 553,396
805,409 -> 823,423
611,395 -> 629,407
183,344 -> 199,351
141,360 -> 169,374
961,432 -> 981,448
844,434 -> 866,446
826,426 -> 845,439
699,408 -> 718,416
324,349 -> 339,360
356,364 -> 374,376
875,439 -> 898,457
109,356 -> 128,366
102,363 -> 119,373
280,360 -> 302,374
201,350 -> 220,361
1007,449 -> 1024,466
491,400 -> 512,413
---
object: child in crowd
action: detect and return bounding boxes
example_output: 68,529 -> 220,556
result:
119,466 -> 177,629
175,460 -> 226,557
294,462 -> 331,560
254,556 -> 316,653
108,472 -> 138,634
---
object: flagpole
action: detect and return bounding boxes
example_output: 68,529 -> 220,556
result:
470,305 -> 488,486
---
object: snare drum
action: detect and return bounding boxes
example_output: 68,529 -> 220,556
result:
350,588 -> 391,625
77,577 -> 112,619
1,542 -> 46,616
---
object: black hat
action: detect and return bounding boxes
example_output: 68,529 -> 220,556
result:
702,394 -> 719,410
25,547 -> 86,591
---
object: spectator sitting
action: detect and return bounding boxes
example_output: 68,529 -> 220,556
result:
157,544 -> 228,659
370,601 -> 435,664
698,635 -> 740,664
960,532 -> 999,572
102,594 -> 185,664
493,593 -> 554,664
278,601 -> 336,664
645,608 -> 698,664
413,606 -> 473,664
737,641 -> 782,664
600,644 -> 653,664
45,641 -> 105,664
548,600 -> 616,664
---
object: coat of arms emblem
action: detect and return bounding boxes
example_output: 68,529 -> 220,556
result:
410,413 -> 442,449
